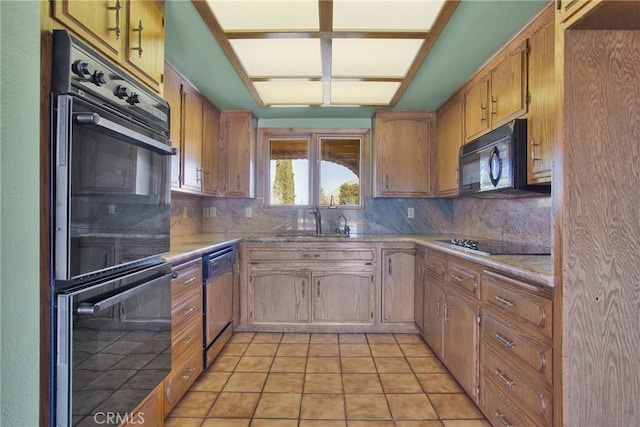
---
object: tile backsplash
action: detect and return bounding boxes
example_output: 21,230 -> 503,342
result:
171,192 -> 552,248
452,196 -> 552,247
201,197 -> 453,236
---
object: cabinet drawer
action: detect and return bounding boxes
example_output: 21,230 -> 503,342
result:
172,291 -> 203,335
163,349 -> 203,416
483,270 -> 552,338
425,250 -> 446,281
483,312 -> 552,384
172,316 -> 203,366
482,343 -> 552,426
447,260 -> 480,299
172,259 -> 202,303
250,249 -> 374,262
481,378 -> 537,427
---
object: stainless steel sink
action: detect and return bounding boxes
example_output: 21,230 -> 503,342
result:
275,233 -> 350,239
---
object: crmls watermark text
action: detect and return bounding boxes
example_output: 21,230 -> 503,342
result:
93,412 -> 145,425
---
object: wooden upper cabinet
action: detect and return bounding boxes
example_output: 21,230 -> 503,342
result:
164,62 -> 182,189
527,13 -> 555,184
436,96 -> 464,197
51,0 -> 165,93
489,42 -> 528,128
181,87 -> 204,193
463,42 -> 527,143
373,111 -> 434,197
464,77 -> 490,142
202,103 -> 222,196
125,0 -> 164,90
220,111 -> 256,198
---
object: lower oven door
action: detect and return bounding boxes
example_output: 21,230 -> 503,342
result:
56,263 -> 172,427
54,94 -> 174,285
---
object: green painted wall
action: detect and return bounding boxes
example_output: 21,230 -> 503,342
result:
0,1 -> 41,426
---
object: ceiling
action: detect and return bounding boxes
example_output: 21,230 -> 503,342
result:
165,0 -> 546,120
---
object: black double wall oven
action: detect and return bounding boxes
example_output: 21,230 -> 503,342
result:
51,30 -> 175,427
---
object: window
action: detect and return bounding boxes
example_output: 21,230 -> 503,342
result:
260,129 -> 369,208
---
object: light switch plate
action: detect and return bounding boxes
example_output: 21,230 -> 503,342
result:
408,207 -> 415,218
245,207 -> 253,218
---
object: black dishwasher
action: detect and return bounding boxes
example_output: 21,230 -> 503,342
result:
202,246 -> 236,367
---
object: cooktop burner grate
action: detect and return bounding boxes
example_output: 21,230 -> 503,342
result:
437,238 -> 551,256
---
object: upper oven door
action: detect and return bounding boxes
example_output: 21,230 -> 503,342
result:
54,94 -> 174,283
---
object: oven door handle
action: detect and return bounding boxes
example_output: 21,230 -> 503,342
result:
75,113 -> 176,156
76,271 -> 173,315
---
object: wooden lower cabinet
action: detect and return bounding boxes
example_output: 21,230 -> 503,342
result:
414,247 -> 426,333
381,247 -> 415,323
312,270 -> 374,324
481,379 -> 538,427
443,288 -> 479,401
164,258 -> 204,416
120,383 -> 163,427
250,269 -> 311,323
423,274 -> 445,358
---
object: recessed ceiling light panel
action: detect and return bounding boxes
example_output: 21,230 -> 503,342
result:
333,0 -> 446,32
255,80 -> 323,105
230,38 -> 322,77
332,38 -> 424,78
206,0 -> 320,32
331,81 -> 401,105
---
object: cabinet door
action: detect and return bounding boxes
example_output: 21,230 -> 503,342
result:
313,271 -> 374,324
414,248 -> 426,333
52,0 -> 123,59
381,249 -> 415,323
527,19 -> 555,184
374,112 -> 433,197
250,270 -> 310,323
164,62 -> 182,189
202,101 -> 223,195
181,88 -> 204,192
436,96 -> 464,196
464,76 -> 490,142
443,290 -> 479,401
424,278 -> 444,358
125,0 -> 164,90
221,111 -> 255,197
489,42 -> 527,129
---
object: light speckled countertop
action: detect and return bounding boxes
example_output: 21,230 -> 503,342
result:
165,233 -> 553,287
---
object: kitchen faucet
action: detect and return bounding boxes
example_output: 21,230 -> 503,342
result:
309,207 -> 322,234
339,213 -> 350,235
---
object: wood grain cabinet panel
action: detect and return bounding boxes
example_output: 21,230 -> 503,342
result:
120,383 -> 163,426
163,62 -> 183,188
447,259 -> 481,300
124,0 -> 164,89
527,14 -> 555,184
414,247 -> 426,333
170,258 -> 202,303
250,270 -> 311,323
373,111 -> 434,197
181,87 -> 204,193
424,277 -> 445,359
202,102 -> 222,195
381,248 -> 415,323
163,350 -> 202,416
220,111 -> 256,198
435,96 -> 464,197
313,271 -> 375,324
464,76 -> 491,142
481,378 -> 538,427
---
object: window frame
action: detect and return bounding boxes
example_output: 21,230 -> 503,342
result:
258,127 -> 370,209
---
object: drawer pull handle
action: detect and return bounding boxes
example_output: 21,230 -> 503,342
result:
450,274 -> 465,283
182,306 -> 196,317
182,277 -> 198,287
495,333 -> 515,349
426,262 -> 440,270
494,369 -> 515,388
493,411 -> 513,427
182,367 -> 197,381
494,296 -> 515,308
182,335 -> 196,346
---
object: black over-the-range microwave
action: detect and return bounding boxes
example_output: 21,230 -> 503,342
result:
458,119 -> 551,198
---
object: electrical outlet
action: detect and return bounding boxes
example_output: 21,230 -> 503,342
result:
245,207 -> 253,218
183,206 -> 189,218
408,207 -> 415,218
210,207 -> 217,217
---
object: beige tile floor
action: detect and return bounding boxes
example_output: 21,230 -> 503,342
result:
166,333 -> 490,427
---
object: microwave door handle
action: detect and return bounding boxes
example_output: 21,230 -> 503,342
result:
76,272 -> 172,315
488,146 -> 502,187
75,113 -> 176,156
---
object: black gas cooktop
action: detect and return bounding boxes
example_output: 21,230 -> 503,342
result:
437,238 -> 551,256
